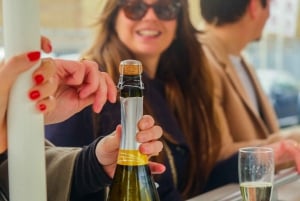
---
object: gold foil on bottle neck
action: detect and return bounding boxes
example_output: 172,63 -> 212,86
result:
119,60 -> 143,75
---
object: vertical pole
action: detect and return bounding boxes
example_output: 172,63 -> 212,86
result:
3,0 -> 47,200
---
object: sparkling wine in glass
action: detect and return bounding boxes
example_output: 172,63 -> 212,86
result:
238,147 -> 274,201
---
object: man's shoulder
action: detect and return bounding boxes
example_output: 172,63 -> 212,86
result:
197,32 -> 233,72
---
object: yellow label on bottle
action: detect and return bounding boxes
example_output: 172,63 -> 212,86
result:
117,149 -> 148,165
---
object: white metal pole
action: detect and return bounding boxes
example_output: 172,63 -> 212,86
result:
3,0 -> 47,200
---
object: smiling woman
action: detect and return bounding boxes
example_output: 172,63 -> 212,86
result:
113,0 -> 179,79
45,0 -> 225,200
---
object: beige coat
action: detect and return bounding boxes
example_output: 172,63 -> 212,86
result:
0,141 -> 80,201
198,31 -> 280,160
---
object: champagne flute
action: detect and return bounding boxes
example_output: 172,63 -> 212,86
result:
238,147 -> 274,201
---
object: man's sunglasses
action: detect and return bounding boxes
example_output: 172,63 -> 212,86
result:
119,0 -> 182,21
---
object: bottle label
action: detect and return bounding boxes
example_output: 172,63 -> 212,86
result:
117,149 -> 148,165
120,97 -> 143,150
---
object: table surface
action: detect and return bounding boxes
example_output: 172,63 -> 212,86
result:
186,168 -> 300,201
187,126 -> 300,201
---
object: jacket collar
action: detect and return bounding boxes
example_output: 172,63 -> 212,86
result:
199,31 -> 258,112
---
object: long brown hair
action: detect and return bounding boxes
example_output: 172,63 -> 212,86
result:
83,0 -> 221,198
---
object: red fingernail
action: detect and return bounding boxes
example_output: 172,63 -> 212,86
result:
34,74 -> 44,85
39,104 -> 47,111
47,43 -> 52,52
27,51 -> 41,62
29,90 -> 40,100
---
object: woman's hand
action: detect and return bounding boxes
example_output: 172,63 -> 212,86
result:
95,115 -> 166,177
0,51 -> 48,153
44,59 -> 117,124
0,53 -> 117,126
0,36 -> 118,152
0,36 -> 53,153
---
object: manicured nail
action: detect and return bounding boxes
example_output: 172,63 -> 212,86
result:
27,51 -> 41,62
34,74 -> 44,85
29,90 -> 40,100
39,104 -> 47,111
47,43 -> 52,52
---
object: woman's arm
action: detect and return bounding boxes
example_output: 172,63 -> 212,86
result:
70,115 -> 165,200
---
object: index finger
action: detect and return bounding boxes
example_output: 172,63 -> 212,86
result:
92,72 -> 117,113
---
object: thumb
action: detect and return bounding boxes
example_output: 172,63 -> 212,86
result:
99,127 -> 121,154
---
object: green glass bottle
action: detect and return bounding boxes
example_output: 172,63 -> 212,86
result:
106,60 -> 160,201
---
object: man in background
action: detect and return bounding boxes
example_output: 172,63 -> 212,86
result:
198,0 -> 300,163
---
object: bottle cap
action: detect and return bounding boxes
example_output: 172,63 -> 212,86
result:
119,59 -> 143,75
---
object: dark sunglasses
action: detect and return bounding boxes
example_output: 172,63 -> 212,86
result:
119,0 -> 182,21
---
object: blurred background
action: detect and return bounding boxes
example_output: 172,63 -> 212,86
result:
0,0 -> 300,128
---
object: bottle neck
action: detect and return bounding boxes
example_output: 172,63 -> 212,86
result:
118,74 -> 144,97
117,74 -> 147,166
